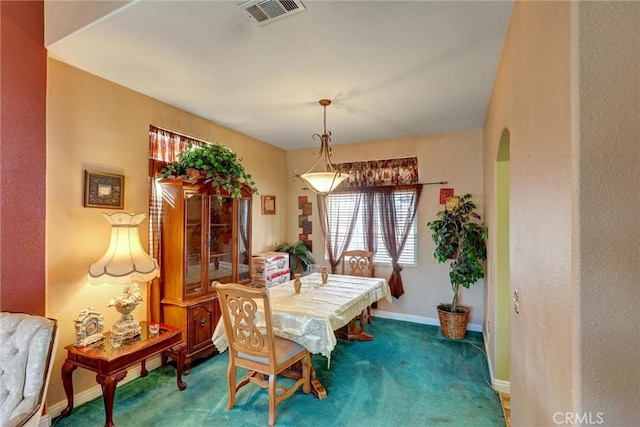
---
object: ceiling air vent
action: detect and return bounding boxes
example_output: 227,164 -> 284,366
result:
238,0 -> 306,26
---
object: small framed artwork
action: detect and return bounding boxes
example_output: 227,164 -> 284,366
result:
298,196 -> 308,209
84,170 -> 124,209
439,188 -> 454,204
303,240 -> 313,252
299,233 -> 308,241
302,202 -> 312,215
298,215 -> 308,228
302,220 -> 312,234
261,195 -> 276,215
445,196 -> 460,212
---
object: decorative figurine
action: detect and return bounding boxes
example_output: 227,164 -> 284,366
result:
74,306 -> 105,347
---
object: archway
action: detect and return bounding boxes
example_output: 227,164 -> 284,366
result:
494,128 -> 511,383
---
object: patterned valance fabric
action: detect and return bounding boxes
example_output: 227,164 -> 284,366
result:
337,157 -> 418,188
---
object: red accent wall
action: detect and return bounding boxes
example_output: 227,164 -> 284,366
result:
0,1 -> 46,314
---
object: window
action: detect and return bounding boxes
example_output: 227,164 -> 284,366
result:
326,189 -> 418,267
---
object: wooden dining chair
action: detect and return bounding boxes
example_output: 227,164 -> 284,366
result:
341,250 -> 375,325
215,283 -> 312,426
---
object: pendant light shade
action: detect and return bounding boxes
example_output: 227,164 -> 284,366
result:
294,99 -> 347,195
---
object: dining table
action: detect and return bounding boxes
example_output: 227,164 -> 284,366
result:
211,272 -> 392,398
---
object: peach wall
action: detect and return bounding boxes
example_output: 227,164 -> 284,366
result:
46,59 -> 288,407
576,2 -> 639,423
0,0 -> 46,314
484,1 -> 639,425
484,2 -> 574,424
286,129 -> 485,327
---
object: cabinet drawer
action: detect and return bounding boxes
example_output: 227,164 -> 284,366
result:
187,300 -> 220,353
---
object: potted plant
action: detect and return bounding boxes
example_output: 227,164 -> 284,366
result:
276,240 -> 315,278
427,193 -> 488,339
159,143 -> 257,198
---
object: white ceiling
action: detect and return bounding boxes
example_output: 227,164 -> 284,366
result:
45,0 -> 513,150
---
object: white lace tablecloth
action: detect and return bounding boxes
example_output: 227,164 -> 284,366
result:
211,273 -> 391,363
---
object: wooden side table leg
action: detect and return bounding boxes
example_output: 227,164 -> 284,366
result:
141,360 -> 148,377
96,371 -> 127,427
60,360 -> 78,417
170,342 -> 187,390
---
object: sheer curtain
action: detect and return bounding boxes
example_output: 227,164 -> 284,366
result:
317,191 -> 364,273
376,185 -> 422,298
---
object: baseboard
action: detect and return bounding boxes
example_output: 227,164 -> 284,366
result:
492,378 -> 510,394
39,414 -> 51,427
47,354 -> 163,419
373,309 -> 483,332
483,331 -> 511,394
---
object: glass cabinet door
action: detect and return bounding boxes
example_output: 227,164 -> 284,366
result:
208,195 -> 233,284
184,193 -> 203,297
237,197 -> 251,283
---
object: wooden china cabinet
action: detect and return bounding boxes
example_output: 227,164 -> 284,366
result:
159,179 -> 252,370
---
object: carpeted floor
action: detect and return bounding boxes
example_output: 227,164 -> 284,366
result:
53,318 -> 505,427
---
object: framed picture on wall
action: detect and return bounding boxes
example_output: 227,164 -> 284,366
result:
261,195 -> 276,215
302,202 -> 312,215
445,196 -> 460,212
83,170 -> 124,209
298,196 -> 308,209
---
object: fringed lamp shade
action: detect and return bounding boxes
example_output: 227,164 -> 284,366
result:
88,213 -> 159,284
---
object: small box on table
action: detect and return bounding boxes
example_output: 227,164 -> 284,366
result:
253,268 -> 291,288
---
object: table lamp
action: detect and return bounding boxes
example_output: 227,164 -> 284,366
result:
88,212 -> 160,339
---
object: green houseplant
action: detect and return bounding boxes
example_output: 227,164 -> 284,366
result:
276,241 -> 315,278
160,143 -> 257,198
427,193 -> 488,339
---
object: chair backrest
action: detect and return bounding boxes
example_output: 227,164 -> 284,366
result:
0,312 -> 58,427
215,283 -> 276,366
341,250 -> 374,277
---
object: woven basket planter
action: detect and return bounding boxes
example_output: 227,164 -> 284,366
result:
437,304 -> 470,340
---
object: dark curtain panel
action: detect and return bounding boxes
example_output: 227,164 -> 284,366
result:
362,187 -> 378,255
376,184 -> 423,298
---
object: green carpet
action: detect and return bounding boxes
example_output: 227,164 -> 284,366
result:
53,318 -> 505,426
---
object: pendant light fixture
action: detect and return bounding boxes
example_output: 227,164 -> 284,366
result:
294,99 -> 347,195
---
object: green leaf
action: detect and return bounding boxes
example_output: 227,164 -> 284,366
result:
156,143 -> 258,198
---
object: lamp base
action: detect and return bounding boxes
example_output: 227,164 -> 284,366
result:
108,284 -> 143,339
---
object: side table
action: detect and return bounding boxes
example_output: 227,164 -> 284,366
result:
60,322 -> 187,427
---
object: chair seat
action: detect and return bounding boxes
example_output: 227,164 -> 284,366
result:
239,336 -> 307,365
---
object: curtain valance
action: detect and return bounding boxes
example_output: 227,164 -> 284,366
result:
336,156 -> 418,188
